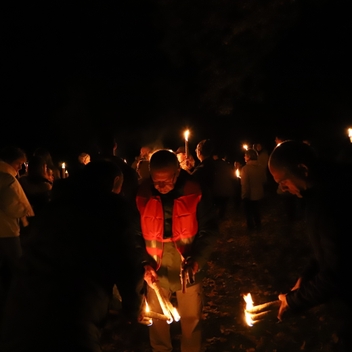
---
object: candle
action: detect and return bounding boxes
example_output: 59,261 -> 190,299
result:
61,163 -> 66,179
184,130 -> 190,159
243,293 -> 280,326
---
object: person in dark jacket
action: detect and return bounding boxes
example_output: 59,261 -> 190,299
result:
268,140 -> 351,351
192,139 -> 234,220
0,160 -> 144,352
136,149 -> 218,352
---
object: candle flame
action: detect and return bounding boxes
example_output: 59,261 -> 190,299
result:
348,128 -> 352,143
144,299 -> 153,326
184,130 -> 190,141
61,162 -> 66,169
235,169 -> 241,178
243,293 -> 255,326
243,144 -> 248,151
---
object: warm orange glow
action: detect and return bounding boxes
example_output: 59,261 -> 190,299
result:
184,130 -> 190,141
243,293 -> 254,326
243,144 -> 248,151
235,169 -> 241,178
61,162 -> 66,169
171,307 -> 180,322
348,128 -> 352,143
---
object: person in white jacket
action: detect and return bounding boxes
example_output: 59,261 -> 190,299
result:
241,148 -> 266,232
0,146 -> 34,306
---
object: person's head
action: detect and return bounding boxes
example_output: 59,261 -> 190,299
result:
78,152 -> 91,165
82,160 -> 123,194
195,139 -> 214,162
149,149 -> 180,194
244,149 -> 258,163
0,146 -> 27,174
33,147 -> 54,167
268,140 -> 318,198
27,156 -> 48,177
140,146 -> 152,160
253,143 -> 263,152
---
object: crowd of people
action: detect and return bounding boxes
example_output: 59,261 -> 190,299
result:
0,133 -> 351,351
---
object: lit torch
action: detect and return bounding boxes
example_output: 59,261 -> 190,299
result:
348,128 -> 352,143
184,130 -> 190,159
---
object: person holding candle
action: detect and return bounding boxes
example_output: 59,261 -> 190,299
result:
135,149 -> 218,352
268,140 -> 351,351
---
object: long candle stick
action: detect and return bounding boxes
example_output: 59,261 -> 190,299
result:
61,163 -> 66,179
184,130 -> 190,159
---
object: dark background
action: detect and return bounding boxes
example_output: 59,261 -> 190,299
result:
2,0 -> 352,163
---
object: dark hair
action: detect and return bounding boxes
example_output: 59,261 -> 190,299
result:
0,146 -> 26,164
28,156 -> 47,176
245,149 -> 258,161
149,149 -> 179,170
269,140 -> 318,178
196,139 -> 214,158
33,147 -> 54,169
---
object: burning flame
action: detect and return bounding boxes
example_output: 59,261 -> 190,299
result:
243,144 -> 248,151
184,130 -> 190,141
235,169 -> 241,178
144,299 -> 153,326
243,293 -> 254,326
348,128 -> 352,143
61,162 -> 66,169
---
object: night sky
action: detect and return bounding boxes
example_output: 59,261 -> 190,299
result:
3,0 -> 352,162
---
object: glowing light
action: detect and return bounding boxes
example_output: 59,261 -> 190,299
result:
348,128 -> 352,143
61,162 -> 65,169
243,293 -> 254,327
235,169 -> 241,178
184,130 -> 190,141
243,144 -> 248,151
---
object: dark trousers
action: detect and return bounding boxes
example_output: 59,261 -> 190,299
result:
243,199 -> 261,230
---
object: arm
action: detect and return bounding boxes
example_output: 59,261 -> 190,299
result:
0,176 -> 33,218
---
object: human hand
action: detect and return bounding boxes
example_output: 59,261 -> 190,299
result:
291,277 -> 301,291
277,294 -> 289,321
144,265 -> 158,287
182,257 -> 199,285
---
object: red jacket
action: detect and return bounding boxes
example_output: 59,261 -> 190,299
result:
136,179 -> 202,269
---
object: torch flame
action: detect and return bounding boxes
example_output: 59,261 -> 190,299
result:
184,130 -> 190,141
243,144 -> 248,151
243,293 -> 254,326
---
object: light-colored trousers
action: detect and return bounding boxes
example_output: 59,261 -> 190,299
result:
146,283 -> 203,352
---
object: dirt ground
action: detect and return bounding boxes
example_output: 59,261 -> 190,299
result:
100,186 -> 342,352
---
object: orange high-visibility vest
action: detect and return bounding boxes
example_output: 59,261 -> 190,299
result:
136,179 -> 202,269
